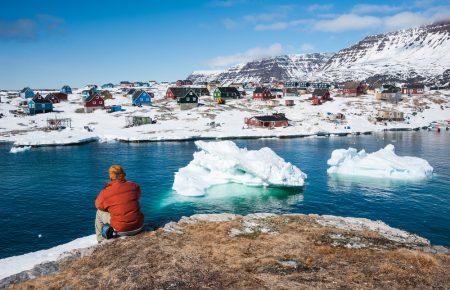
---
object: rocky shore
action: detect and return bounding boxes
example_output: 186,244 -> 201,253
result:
2,213 -> 449,289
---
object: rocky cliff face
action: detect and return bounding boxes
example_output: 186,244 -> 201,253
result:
188,53 -> 333,84
188,21 -> 450,85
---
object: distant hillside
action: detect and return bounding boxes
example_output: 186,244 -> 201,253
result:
188,21 -> 450,85
188,53 -> 333,84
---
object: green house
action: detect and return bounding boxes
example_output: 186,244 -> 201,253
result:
213,87 -> 240,99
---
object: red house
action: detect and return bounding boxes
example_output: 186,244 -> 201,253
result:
342,82 -> 366,97
84,94 -> 105,113
45,93 -> 60,104
401,84 -> 425,95
253,87 -> 274,100
245,113 -> 290,128
311,89 -> 331,105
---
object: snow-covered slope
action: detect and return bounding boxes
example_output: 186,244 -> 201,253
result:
188,22 -> 450,85
188,53 -> 333,84
318,21 -> 450,83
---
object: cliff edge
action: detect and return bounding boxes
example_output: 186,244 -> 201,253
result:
3,213 -> 449,289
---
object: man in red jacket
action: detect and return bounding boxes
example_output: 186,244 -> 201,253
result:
95,165 -> 144,242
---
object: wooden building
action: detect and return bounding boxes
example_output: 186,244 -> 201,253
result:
83,94 -> 105,113
213,87 -> 240,99
401,84 -> 425,95
28,94 -> 53,115
253,87 -> 274,100
131,90 -> 153,106
245,113 -> 290,128
60,85 -> 72,94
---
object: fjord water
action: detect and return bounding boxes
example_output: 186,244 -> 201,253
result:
1,131 -> 449,258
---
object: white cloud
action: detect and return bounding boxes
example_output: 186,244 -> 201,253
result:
352,4 -> 401,14
206,43 -> 283,67
313,14 -> 382,32
307,4 -> 334,12
255,19 -> 309,31
209,0 -> 246,7
300,43 -> 315,52
384,12 -> 428,30
222,18 -> 238,29
432,10 -> 450,22
243,12 -> 282,23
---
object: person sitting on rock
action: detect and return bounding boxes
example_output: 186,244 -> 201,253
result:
95,165 -> 144,242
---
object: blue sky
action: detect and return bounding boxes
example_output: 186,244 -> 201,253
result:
0,0 -> 449,89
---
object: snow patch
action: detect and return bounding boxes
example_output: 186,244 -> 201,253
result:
327,144 -> 433,180
0,235 -> 96,280
172,140 -> 307,196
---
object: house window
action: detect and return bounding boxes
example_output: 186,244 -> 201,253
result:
93,101 -> 96,105
186,97 -> 190,101
193,97 -> 197,101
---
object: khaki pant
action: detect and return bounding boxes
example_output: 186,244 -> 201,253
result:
95,209 -> 110,242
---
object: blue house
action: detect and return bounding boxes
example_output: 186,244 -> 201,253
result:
61,85 -> 72,94
131,90 -> 152,106
81,87 -> 98,101
20,87 -> 35,98
101,83 -> 115,89
28,94 -> 53,115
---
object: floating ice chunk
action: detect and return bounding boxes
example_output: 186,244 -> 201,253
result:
173,141 -> 307,196
9,146 -> 31,154
327,144 -> 433,180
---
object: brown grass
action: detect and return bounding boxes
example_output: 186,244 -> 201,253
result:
10,216 -> 450,289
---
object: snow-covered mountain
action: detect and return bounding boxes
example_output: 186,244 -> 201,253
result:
188,21 -> 450,85
318,21 -> 450,84
188,53 -> 333,84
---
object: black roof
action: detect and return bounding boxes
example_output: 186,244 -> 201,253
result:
253,87 -> 269,94
382,87 -> 400,93
313,89 -> 329,96
404,84 -> 425,89
168,87 -> 199,98
216,87 -> 239,94
31,94 -> 51,104
20,87 -> 32,93
252,113 -> 290,122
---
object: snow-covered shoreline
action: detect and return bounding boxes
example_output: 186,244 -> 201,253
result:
1,86 -> 449,150
0,235 -> 97,280
2,126 -> 426,149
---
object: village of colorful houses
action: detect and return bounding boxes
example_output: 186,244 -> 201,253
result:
0,78 -> 449,148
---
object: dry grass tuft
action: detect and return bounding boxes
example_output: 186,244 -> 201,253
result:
9,216 -> 450,289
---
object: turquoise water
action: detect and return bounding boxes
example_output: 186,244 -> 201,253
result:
1,131 -> 449,258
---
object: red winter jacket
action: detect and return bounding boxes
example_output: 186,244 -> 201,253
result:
95,180 -> 144,232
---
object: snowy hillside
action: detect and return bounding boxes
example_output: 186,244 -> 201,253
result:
319,21 -> 450,83
188,21 -> 450,85
188,53 -> 333,84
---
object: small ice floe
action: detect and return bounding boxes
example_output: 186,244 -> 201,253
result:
327,144 -> 433,180
9,146 -> 31,154
172,140 -> 307,196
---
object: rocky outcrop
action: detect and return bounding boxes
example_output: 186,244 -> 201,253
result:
2,213 -> 449,289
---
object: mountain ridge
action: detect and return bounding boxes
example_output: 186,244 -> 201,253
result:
188,21 -> 450,85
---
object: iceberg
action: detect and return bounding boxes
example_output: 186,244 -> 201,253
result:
9,146 -> 31,154
327,144 -> 433,180
172,141 -> 307,196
